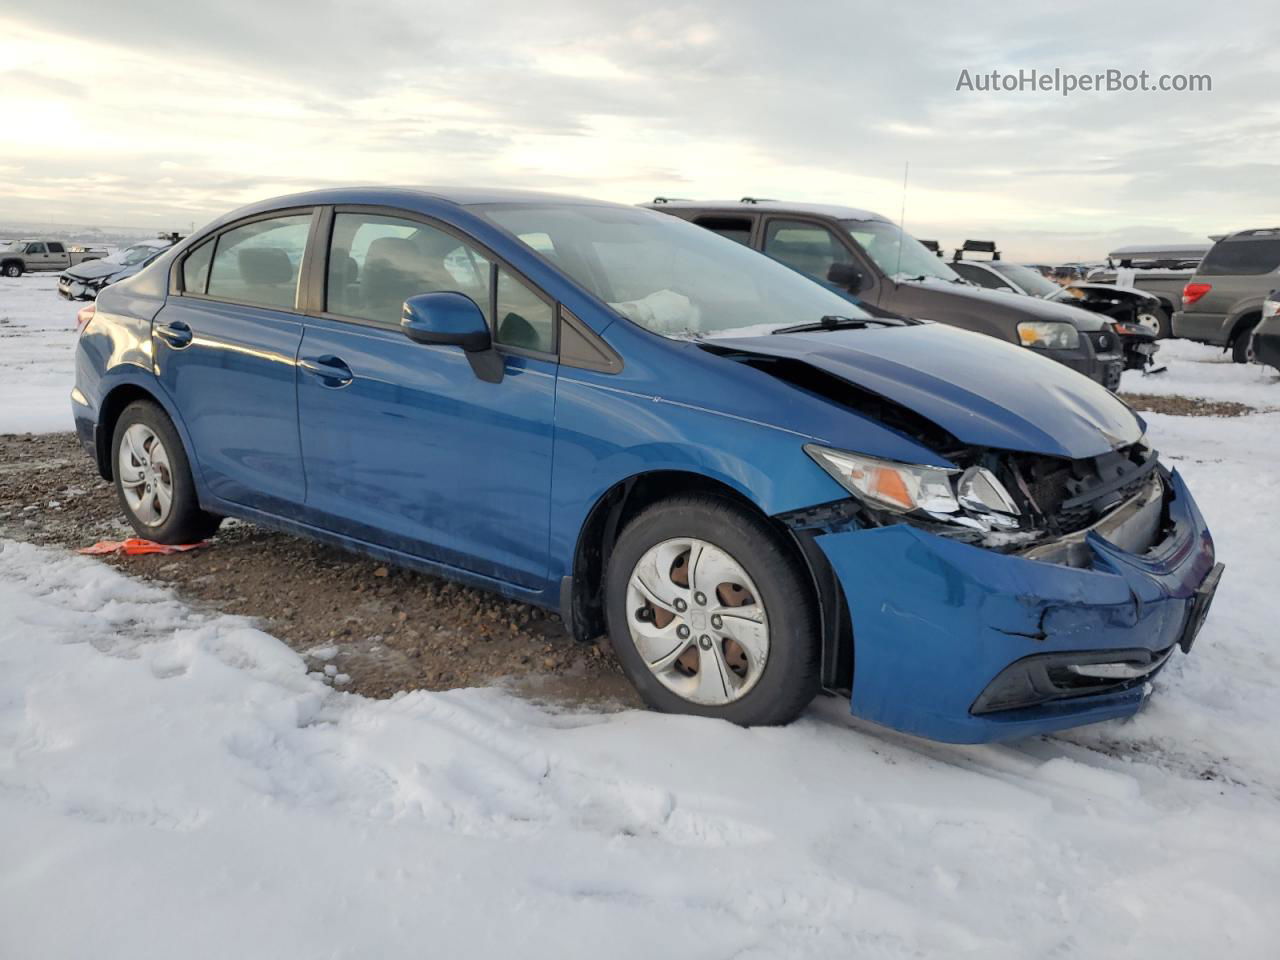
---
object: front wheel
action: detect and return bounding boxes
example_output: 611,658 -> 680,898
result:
604,495 -> 820,726
112,401 -> 221,543
2,263 -> 21,278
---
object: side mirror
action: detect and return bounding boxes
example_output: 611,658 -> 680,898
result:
401,292 -> 503,383
827,262 -> 865,293
401,292 -> 491,351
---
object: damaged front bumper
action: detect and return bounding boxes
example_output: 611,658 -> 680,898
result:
813,469 -> 1219,743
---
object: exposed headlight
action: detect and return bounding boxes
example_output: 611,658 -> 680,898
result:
804,445 -> 1021,531
1017,321 -> 1079,349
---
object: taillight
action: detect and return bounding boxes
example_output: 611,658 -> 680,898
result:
1182,282 -> 1212,306
75,303 -> 96,333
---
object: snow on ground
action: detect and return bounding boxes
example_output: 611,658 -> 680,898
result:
1,302 -> 1278,957
0,273 -> 82,434
1121,337 -> 1280,407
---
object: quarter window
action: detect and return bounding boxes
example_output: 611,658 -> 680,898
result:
326,212 -> 492,328
495,268 -> 555,353
763,220 -> 854,283
205,213 -> 311,310
182,240 -> 214,294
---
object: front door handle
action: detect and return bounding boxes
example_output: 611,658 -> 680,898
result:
298,355 -> 353,386
154,320 -> 193,348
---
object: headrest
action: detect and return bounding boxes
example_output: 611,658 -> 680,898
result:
366,237 -> 424,273
238,247 -> 293,285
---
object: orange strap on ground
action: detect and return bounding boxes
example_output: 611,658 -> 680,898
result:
78,538 -> 209,556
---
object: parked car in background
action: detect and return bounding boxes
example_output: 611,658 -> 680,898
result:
1174,228 -> 1280,362
58,237 -> 179,301
72,186 -> 1221,744
647,199 -> 1125,390
1251,289 -> 1280,373
1,239 -> 107,276
949,242 -> 1159,371
1088,243 -> 1210,337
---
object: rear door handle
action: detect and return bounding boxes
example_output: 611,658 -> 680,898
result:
154,320 -> 193,348
298,355 -> 353,386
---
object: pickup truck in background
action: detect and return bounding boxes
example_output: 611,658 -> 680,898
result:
1085,243 -> 1210,337
0,239 -> 108,277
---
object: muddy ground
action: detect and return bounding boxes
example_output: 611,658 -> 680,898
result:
0,432 -> 636,707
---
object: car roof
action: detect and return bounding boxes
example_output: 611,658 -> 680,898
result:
257,185 -> 620,209
1106,242 -> 1211,259
646,199 -> 893,222
1219,227 -> 1280,242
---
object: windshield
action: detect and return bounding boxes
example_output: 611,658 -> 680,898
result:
476,204 -> 874,337
841,220 -> 960,283
988,261 -> 1061,297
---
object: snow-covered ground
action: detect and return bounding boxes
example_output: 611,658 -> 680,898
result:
1124,337 -> 1280,407
1,277 -> 1278,958
0,272 -> 82,434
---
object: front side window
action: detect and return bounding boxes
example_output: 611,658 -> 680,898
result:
763,220 -> 855,283
27,242 -> 46,254
495,268 -> 555,352
951,261 -> 1010,290
1199,237 -> 1280,276
326,212 -> 491,328
205,213 -> 311,310
478,204 -> 874,338
842,220 -> 962,283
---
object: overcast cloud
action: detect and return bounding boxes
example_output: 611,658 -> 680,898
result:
3,0 -> 1278,260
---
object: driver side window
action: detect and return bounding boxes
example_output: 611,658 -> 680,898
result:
762,220 -> 853,283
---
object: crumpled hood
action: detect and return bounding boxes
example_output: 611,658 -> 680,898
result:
62,259 -> 124,281
708,323 -> 1143,460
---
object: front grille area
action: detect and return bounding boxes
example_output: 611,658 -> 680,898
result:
1003,442 -> 1158,536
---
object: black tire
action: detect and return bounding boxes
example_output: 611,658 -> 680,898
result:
2,262 -> 21,278
111,400 -> 221,543
1231,319 -> 1259,364
1141,306 -> 1172,340
604,495 -> 820,726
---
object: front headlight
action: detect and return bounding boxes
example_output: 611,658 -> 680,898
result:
804,445 -> 1021,532
1017,321 -> 1079,349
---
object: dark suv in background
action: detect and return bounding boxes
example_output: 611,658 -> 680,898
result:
647,199 -> 1124,390
1174,228 -> 1280,362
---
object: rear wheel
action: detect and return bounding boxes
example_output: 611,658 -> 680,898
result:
1232,318 -> 1260,363
1137,307 -> 1171,339
112,401 -> 221,543
604,495 -> 819,726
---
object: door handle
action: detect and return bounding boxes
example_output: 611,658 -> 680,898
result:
154,320 -> 193,348
298,355 -> 353,386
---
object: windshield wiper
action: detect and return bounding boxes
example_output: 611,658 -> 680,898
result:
771,315 -> 887,335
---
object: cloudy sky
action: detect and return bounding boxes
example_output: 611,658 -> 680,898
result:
3,0 -> 1277,260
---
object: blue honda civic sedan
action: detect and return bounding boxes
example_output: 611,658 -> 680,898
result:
72,187 -> 1223,743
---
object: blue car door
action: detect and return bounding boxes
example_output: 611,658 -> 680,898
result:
295,209 -> 557,589
153,210 -> 314,513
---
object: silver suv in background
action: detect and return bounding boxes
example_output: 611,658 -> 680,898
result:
1174,229 -> 1280,362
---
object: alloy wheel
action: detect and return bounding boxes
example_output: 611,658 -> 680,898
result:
117,423 -> 174,527
626,537 -> 770,705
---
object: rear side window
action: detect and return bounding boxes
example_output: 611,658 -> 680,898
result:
48,242 -> 65,254
182,240 -> 214,294
326,212 -> 492,328
693,216 -> 753,246
205,213 -> 312,310
1200,237 -> 1280,276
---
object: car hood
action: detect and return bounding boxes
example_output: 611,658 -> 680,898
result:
62,259 -> 124,281
908,276 -> 1110,331
706,323 -> 1142,460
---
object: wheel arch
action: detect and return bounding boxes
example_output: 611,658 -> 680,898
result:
93,381 -> 190,482
1228,308 -> 1262,345
562,469 -> 853,692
